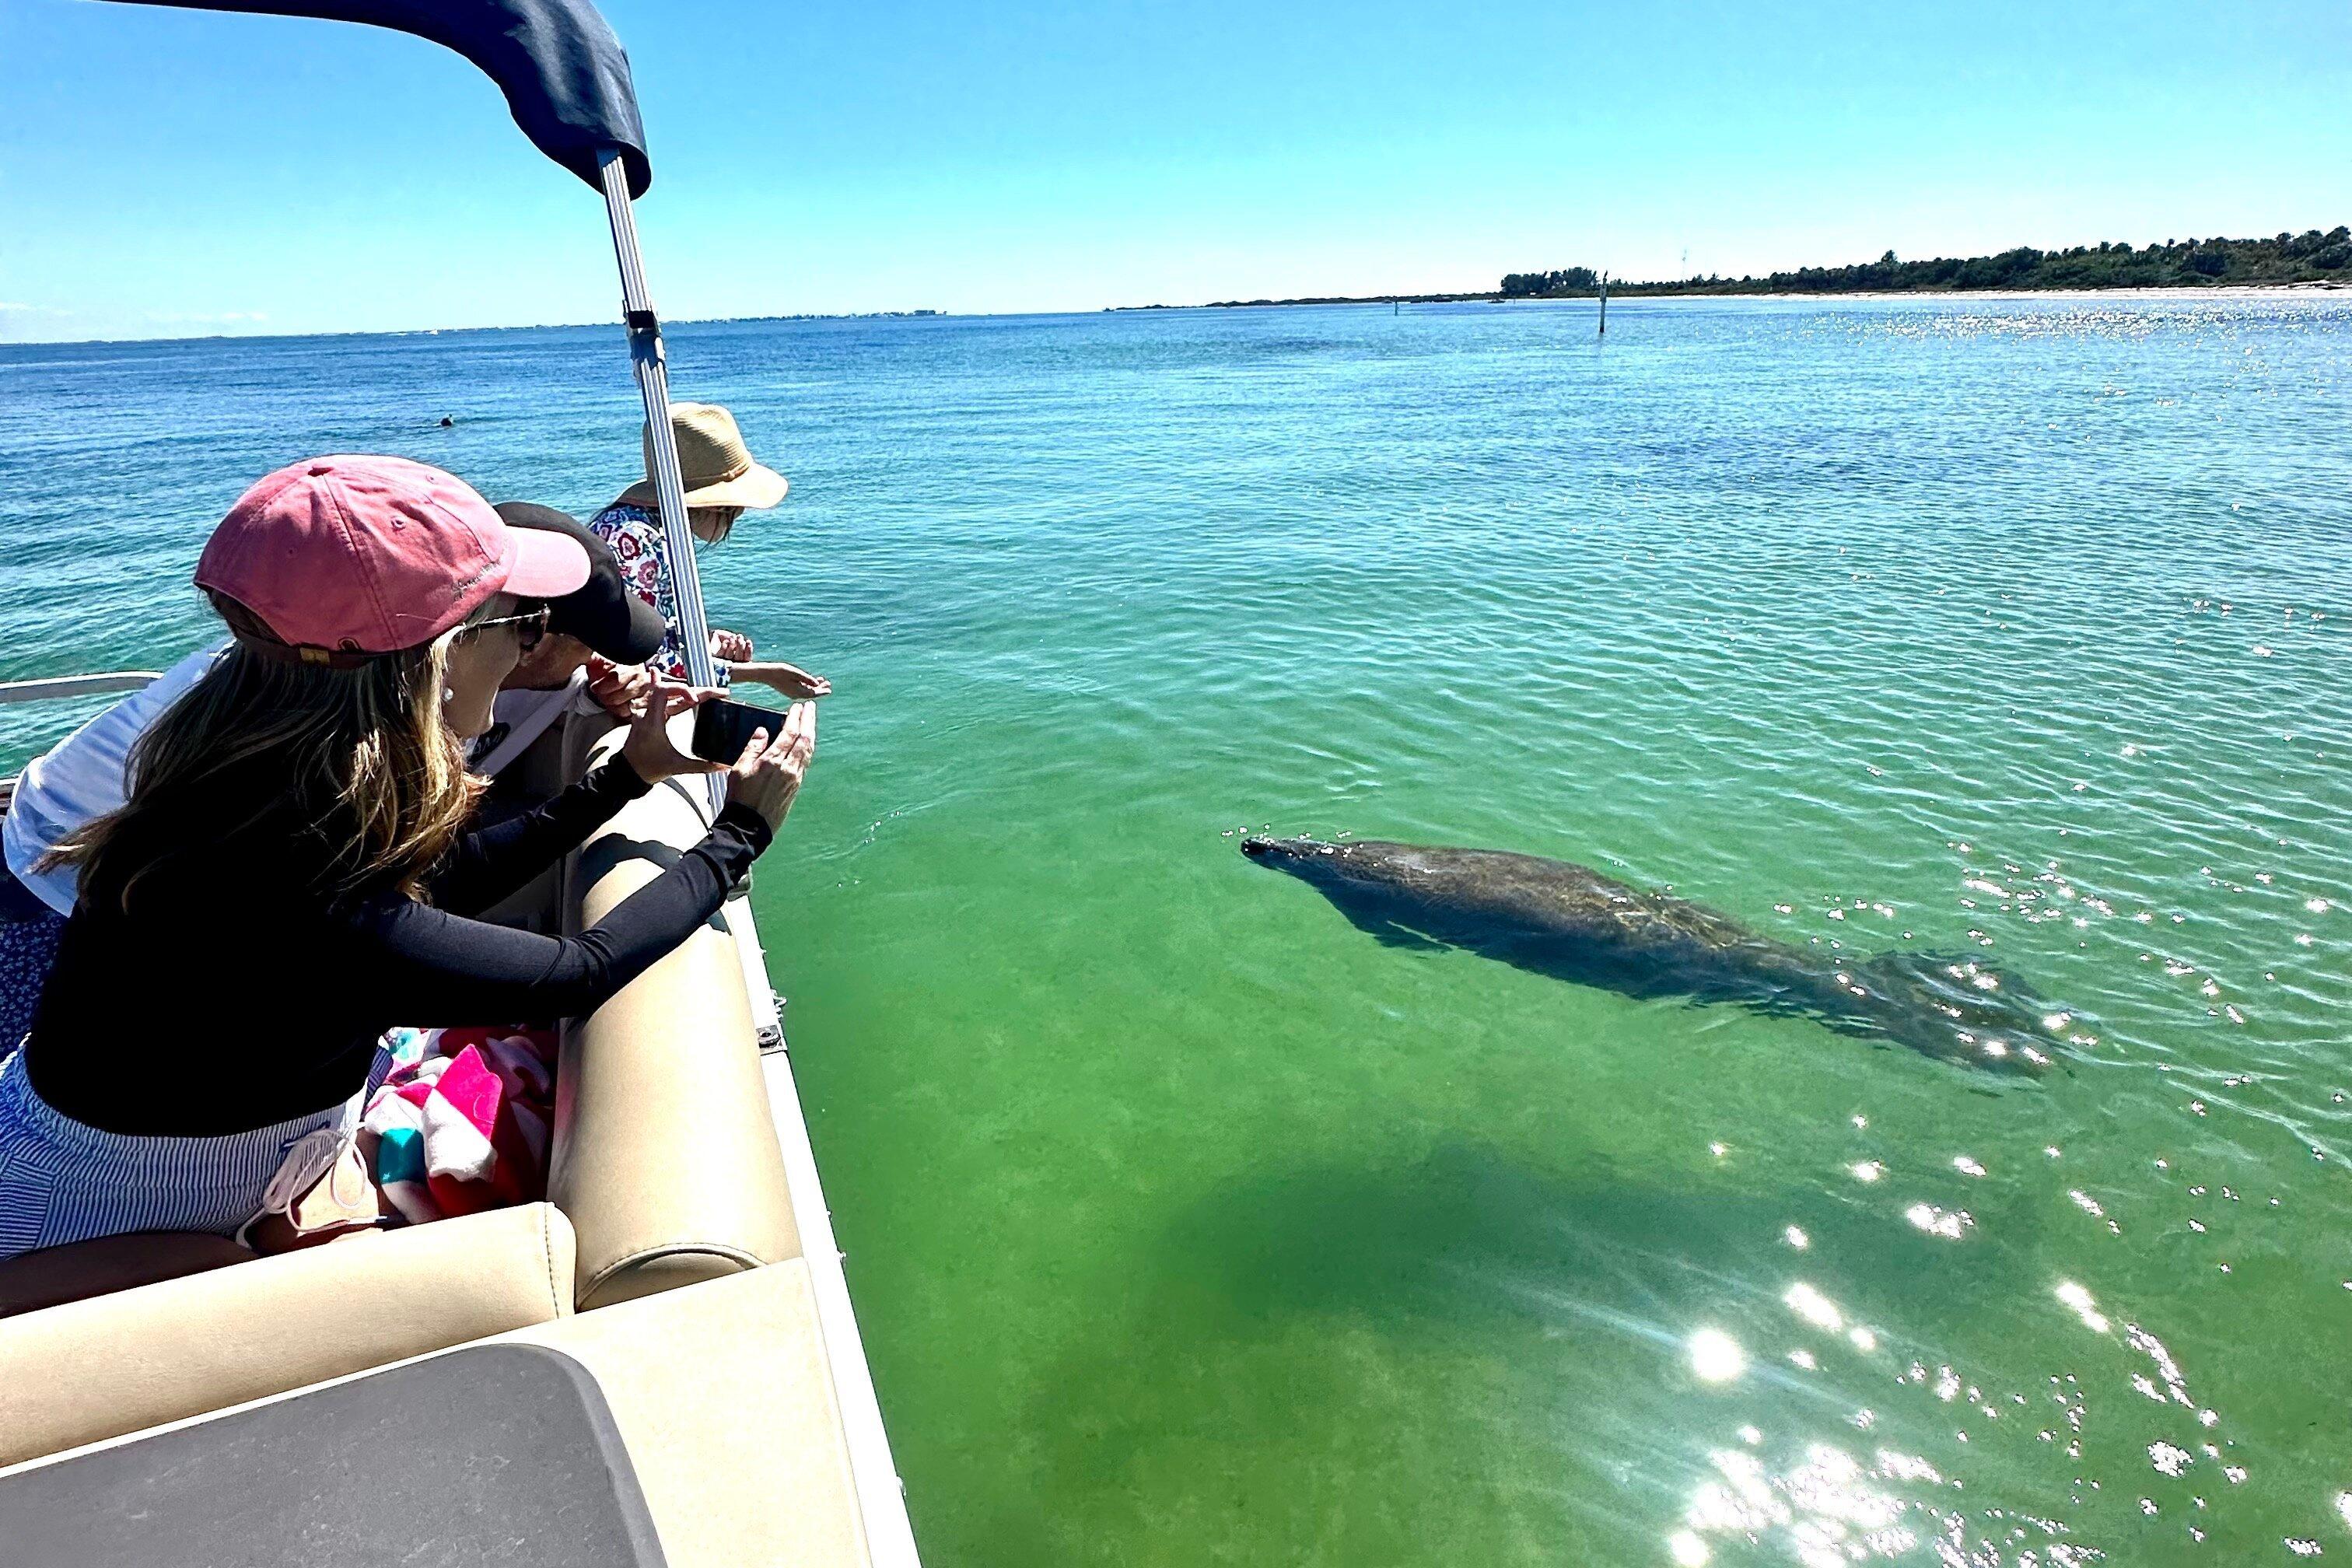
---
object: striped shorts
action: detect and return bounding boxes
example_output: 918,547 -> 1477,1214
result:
0,1045 -> 393,1261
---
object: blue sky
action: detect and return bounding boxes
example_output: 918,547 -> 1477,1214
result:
2,0 -> 2348,341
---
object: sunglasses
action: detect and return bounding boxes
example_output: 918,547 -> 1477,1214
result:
462,604 -> 551,654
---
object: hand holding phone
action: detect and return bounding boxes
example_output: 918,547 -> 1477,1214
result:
718,700 -> 817,834
618,677 -> 726,782
691,697 -> 792,765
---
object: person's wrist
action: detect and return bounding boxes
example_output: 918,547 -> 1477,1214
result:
716,799 -> 777,854
620,719 -> 691,780
605,751 -> 656,795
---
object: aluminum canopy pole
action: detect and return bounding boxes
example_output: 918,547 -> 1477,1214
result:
597,148 -> 726,814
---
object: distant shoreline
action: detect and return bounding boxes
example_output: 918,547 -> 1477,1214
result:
8,281 -> 2347,351
1133,230 -> 2352,310
1122,280 -> 2351,312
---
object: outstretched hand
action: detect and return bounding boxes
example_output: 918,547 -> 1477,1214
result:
728,660 -> 832,700
725,701 -> 817,835
583,655 -> 653,722
619,677 -> 726,782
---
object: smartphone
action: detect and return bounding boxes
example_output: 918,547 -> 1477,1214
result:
691,697 -> 791,765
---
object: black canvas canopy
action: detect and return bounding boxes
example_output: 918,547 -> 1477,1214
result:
109,0 -> 724,704
110,0 -> 649,194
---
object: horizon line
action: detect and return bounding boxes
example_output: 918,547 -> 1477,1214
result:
7,282 -> 2347,352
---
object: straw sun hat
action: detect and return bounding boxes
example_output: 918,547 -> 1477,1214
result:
618,402 -> 789,511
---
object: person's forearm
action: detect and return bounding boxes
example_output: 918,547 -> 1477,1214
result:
726,660 -> 826,697
525,804 -> 773,1010
432,757 -> 653,915
361,803 -> 775,1021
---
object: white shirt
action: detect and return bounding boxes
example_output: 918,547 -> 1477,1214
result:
5,652 -> 592,917
2,641 -> 229,915
468,675 -> 595,779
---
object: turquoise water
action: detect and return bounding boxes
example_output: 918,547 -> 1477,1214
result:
5,296 -> 2350,1564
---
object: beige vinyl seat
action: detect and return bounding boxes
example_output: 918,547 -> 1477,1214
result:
553,758 -> 800,1308
0,720 -> 823,1493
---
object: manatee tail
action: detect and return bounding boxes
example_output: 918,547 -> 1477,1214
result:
1841,950 -> 2063,1073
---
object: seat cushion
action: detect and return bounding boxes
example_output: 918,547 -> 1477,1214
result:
556,758 -> 799,1310
0,1345 -> 663,1568
0,1230 -> 254,1320
0,1202 -> 576,1469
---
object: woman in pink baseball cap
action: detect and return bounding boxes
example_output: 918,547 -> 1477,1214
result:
0,456 -> 815,1258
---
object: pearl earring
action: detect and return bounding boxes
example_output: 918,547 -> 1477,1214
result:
443,686 -> 455,704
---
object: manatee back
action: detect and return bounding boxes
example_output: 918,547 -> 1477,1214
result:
1341,841 -> 1722,949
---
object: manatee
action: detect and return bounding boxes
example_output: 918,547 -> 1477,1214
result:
1241,836 -> 2060,1074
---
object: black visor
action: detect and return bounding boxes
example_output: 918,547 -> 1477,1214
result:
494,502 -> 667,666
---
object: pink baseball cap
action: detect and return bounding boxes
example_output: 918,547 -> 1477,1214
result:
195,456 -> 590,663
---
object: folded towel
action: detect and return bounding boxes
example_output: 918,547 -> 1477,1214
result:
362,1026 -> 558,1226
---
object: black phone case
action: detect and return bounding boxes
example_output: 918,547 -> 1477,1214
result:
691,698 -> 789,763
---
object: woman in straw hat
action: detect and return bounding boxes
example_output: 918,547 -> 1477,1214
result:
588,402 -> 831,700
1,456 -> 816,1255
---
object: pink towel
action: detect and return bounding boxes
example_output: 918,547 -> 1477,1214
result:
361,1026 -> 557,1225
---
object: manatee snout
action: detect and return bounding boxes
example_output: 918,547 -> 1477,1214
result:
1240,836 -> 1339,867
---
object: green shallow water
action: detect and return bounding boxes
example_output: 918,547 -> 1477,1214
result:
4,296 -> 2350,1564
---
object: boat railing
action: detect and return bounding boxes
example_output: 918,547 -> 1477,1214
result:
0,674 -> 160,707
0,672 -> 160,810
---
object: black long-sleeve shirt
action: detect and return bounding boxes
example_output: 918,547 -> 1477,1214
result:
23,758 -> 770,1136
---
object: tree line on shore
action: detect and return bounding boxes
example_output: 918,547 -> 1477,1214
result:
1500,229 -> 2352,298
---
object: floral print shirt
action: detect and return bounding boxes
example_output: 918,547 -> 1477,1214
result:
586,502 -> 727,688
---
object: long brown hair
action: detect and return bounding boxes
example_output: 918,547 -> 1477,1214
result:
47,594 -> 486,910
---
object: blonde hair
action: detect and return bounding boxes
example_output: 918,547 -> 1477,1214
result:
48,597 -> 487,910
